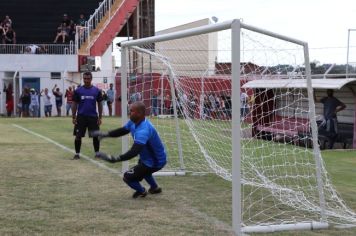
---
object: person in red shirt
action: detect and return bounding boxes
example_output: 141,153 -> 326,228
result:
65,86 -> 74,116
3,83 -> 14,117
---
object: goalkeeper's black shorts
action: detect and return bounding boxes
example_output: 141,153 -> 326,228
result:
73,115 -> 99,137
124,162 -> 162,182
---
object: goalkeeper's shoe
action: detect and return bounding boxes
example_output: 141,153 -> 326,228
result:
132,189 -> 147,199
148,187 -> 162,194
72,154 -> 80,160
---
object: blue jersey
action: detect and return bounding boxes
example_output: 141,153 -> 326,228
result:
73,86 -> 102,117
124,118 -> 167,168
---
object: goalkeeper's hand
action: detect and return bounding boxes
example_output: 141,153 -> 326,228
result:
91,130 -> 109,141
95,152 -> 121,163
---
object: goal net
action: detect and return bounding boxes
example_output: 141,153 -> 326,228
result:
119,19 -> 356,233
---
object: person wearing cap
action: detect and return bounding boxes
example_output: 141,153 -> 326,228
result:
29,88 -> 40,117
62,14 -> 70,25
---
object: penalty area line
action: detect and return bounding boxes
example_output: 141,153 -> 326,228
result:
12,124 -> 121,176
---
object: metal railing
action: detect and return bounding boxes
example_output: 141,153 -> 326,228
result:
0,42 -> 76,55
77,0 -> 122,54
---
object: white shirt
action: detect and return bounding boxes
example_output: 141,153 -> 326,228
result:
43,93 -> 52,106
240,92 -> 249,108
27,45 -> 40,54
30,93 -> 39,106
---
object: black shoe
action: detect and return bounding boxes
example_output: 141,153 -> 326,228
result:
72,154 -> 80,160
132,189 -> 147,198
148,187 -> 162,194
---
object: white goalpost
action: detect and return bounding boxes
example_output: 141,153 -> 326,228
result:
119,19 -> 356,235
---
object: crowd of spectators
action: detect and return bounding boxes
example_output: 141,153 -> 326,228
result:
0,15 -> 16,44
53,13 -> 86,44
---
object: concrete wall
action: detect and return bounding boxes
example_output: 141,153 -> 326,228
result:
0,55 -> 78,72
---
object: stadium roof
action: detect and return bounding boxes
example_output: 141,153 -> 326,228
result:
242,78 -> 356,89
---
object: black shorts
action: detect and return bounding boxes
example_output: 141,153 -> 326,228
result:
73,115 -> 99,137
123,161 -> 162,182
107,100 -> 113,106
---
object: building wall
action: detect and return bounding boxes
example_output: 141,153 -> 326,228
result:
0,46 -> 116,116
0,55 -> 78,72
133,18 -> 218,77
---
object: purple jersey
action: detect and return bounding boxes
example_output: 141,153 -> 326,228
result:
73,86 -> 102,117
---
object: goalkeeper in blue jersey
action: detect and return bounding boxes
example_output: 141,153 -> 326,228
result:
92,101 -> 167,198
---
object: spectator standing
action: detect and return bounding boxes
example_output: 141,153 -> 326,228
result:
71,71 -> 103,160
29,88 -> 40,117
164,93 -> 171,115
2,25 -> 16,44
41,88 -> 52,117
2,15 -> 12,27
222,92 -> 231,119
101,90 -> 108,116
106,83 -> 115,116
65,86 -> 74,116
77,13 -> 86,27
151,90 -> 159,116
76,13 -> 86,40
52,84 -> 63,116
17,93 -> 23,117
3,83 -> 14,117
314,89 -> 346,149
240,91 -> 249,121
21,88 -> 31,117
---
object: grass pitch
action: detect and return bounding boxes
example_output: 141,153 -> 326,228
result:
0,117 -> 355,235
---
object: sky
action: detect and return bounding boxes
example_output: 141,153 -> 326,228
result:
153,0 -> 356,65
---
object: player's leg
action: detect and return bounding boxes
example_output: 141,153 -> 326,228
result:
72,115 -> 86,159
107,101 -> 112,116
142,165 -> 163,194
87,116 -> 100,157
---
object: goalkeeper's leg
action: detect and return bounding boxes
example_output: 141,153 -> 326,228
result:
144,175 -> 162,194
122,163 -> 162,198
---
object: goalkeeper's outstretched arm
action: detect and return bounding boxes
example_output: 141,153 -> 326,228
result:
91,127 -> 130,140
108,127 -> 130,137
96,143 -> 144,163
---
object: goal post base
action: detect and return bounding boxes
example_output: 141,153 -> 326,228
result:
153,171 -> 186,176
242,222 -> 329,233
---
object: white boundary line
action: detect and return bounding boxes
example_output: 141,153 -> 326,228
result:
12,124 -> 121,176
11,123 -> 234,233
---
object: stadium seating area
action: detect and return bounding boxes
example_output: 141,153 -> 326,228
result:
0,0 -> 100,43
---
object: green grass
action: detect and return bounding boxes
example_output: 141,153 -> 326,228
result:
0,117 -> 355,235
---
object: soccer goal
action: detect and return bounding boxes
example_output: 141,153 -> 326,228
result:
119,19 -> 356,234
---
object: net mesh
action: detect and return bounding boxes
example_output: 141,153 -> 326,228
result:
121,24 -> 356,228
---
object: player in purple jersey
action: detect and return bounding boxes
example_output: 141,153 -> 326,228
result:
92,101 -> 167,198
71,71 -> 103,160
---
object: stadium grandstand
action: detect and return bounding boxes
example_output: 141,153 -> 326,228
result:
0,0 -> 154,117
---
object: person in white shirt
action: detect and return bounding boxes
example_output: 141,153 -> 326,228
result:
41,88 -> 53,117
29,88 -> 40,117
240,91 -> 249,121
